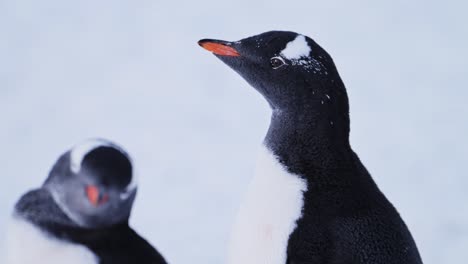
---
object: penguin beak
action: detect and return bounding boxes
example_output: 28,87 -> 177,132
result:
198,39 -> 240,57
86,185 -> 109,207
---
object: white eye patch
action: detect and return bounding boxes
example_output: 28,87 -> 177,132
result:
70,138 -> 125,173
120,174 -> 138,200
279,35 -> 328,74
280,35 -> 311,60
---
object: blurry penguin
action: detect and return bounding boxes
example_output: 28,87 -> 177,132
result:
5,139 -> 167,264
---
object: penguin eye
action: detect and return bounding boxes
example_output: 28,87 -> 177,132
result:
270,56 -> 286,69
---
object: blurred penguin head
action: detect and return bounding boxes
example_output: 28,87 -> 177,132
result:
44,139 -> 137,229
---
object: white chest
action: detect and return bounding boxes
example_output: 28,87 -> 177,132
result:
227,145 -> 307,264
4,217 -> 98,264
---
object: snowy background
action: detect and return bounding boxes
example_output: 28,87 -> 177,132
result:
1,0 -> 467,263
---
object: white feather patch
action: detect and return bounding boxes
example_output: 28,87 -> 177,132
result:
227,145 -> 307,264
280,35 -> 311,60
70,138 -> 117,173
120,167 -> 138,200
4,216 -> 98,264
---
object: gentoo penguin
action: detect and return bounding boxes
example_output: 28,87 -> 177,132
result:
5,139 -> 167,264
199,31 -> 423,264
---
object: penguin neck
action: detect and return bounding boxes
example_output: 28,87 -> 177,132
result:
16,189 -> 129,244
264,108 -> 354,185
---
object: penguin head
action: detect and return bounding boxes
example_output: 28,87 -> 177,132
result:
44,139 -> 137,229
199,31 -> 349,122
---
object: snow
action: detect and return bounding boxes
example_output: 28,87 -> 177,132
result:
280,35 -> 311,60
1,1 -> 467,264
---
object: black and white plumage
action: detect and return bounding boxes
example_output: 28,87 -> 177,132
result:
5,139 -> 167,264
199,31 -> 423,264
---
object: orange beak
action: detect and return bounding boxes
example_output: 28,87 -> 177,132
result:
198,39 -> 240,57
86,185 -> 109,207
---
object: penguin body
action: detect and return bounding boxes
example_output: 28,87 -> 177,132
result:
6,190 -> 99,264
5,139 -> 167,264
199,31 -> 423,264
228,146 -> 306,264
6,211 -> 97,264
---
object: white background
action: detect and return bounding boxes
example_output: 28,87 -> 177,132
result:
1,0 -> 467,263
